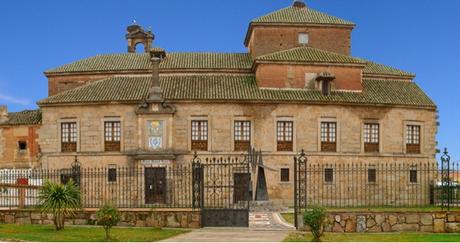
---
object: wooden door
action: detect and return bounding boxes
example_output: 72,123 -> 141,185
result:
233,173 -> 250,203
145,168 -> 166,204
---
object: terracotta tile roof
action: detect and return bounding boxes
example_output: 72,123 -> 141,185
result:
38,75 -> 435,108
250,6 -> 355,26
256,47 -> 366,65
45,52 -> 253,74
0,110 -> 42,126
45,50 -> 412,78
362,61 -> 415,77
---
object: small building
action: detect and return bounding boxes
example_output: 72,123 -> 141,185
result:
0,106 -> 41,168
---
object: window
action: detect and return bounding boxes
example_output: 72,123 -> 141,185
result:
277,121 -> 293,151
191,120 -> 208,151
410,169 -> 417,183
234,121 -> 251,151
406,125 -> 421,154
298,33 -> 309,45
321,80 -> 331,96
104,121 -> 121,152
61,122 -> 77,152
321,122 -> 336,152
280,168 -> 290,182
364,123 -> 379,152
324,168 -> 334,182
18,141 -> 27,152
108,166 -> 117,182
368,168 -> 376,183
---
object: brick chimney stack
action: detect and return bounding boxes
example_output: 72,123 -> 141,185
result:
293,0 -> 306,8
0,105 -> 8,123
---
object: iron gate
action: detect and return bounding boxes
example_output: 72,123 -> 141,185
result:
294,149 -> 307,229
192,153 -> 251,227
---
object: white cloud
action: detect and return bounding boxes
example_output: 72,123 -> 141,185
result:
0,93 -> 30,106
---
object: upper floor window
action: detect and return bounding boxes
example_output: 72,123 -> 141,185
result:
191,120 -> 208,151
18,141 -> 27,152
61,122 -> 77,152
364,123 -> 379,153
406,125 -> 421,154
104,121 -> 121,152
234,121 -> 251,151
321,122 -> 336,152
298,33 -> 309,45
277,121 -> 293,151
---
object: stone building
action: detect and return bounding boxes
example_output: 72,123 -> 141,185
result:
0,106 -> 41,168
1,1 -> 437,205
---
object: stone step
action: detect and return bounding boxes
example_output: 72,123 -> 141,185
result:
249,200 -> 288,212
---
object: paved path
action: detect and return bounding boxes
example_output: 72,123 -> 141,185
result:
163,228 -> 291,242
163,213 -> 294,242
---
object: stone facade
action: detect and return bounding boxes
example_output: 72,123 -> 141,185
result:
315,211 -> 460,233
0,209 -> 200,228
38,102 -> 436,206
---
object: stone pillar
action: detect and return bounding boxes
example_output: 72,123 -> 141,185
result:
0,105 -> 7,123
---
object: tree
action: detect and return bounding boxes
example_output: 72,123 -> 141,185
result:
96,204 -> 121,240
303,205 -> 327,242
39,180 -> 81,231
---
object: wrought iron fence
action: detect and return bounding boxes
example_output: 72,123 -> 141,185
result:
294,149 -> 460,210
0,164 -> 195,209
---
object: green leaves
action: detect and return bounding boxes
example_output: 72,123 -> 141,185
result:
303,205 -> 326,242
96,204 -> 121,240
39,180 -> 81,231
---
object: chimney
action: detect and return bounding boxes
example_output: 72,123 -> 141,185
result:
0,105 -> 8,123
148,57 -> 162,101
293,0 -> 306,8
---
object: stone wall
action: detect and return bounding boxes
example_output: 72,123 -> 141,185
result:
317,211 -> 460,233
0,209 -> 200,228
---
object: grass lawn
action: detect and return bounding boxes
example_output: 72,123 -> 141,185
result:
0,224 -> 189,242
281,213 -> 295,225
284,232 -> 460,242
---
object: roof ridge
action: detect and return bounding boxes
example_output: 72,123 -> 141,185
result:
256,46 -> 365,64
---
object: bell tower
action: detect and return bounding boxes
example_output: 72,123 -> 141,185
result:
126,21 -> 154,53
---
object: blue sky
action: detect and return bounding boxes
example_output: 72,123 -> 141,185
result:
1,0 -> 459,160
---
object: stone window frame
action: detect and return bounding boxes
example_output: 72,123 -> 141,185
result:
57,118 -> 80,153
361,119 -> 382,154
317,117 -> 340,153
409,166 -> 418,184
231,117 -> 253,152
274,117 -> 296,153
403,121 -> 424,155
280,167 -> 290,183
107,164 -> 117,184
101,117 -> 124,153
323,167 -> 334,184
366,165 -> 377,185
188,116 -> 211,152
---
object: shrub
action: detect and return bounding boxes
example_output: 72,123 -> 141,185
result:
39,179 -> 81,231
96,204 -> 121,240
303,205 -> 327,242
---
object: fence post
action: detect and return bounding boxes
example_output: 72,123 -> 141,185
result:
191,151 -> 202,209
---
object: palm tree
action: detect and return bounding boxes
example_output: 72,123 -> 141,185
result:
40,179 -> 81,230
